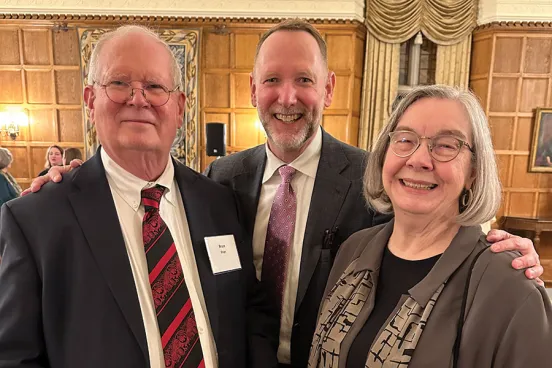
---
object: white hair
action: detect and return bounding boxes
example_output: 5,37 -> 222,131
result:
363,85 -> 501,226
87,25 -> 182,89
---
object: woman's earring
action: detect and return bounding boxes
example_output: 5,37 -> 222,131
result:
459,187 -> 473,212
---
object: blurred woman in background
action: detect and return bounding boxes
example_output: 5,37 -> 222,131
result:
38,145 -> 63,176
63,147 -> 83,165
0,147 -> 21,206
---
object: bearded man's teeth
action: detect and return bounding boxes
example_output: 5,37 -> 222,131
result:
275,113 -> 301,122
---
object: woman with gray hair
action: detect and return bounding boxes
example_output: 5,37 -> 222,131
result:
309,85 -> 552,367
0,147 -> 20,206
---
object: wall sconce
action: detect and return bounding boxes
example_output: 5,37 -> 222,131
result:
0,111 -> 28,140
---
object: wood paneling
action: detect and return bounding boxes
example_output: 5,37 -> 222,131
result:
0,26 -> 84,189
489,117 -> 514,150
0,29 -> 20,65
493,37 -> 522,73
26,71 -> 54,104
471,37 -> 492,76
200,23 -> 365,170
53,29 -> 80,66
58,109 -> 83,142
327,34 -> 353,70
471,26 -> 552,260
203,73 -> 230,108
29,109 -> 56,141
22,29 -> 50,65
234,33 -> 259,69
0,71 -> 23,103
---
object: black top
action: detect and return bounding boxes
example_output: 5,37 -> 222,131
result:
347,247 -> 441,368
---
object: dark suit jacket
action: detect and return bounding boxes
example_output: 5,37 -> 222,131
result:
205,130 -> 391,367
0,153 -> 279,368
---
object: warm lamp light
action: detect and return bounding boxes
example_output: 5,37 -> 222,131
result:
0,111 -> 28,140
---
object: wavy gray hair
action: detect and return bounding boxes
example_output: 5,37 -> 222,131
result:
0,147 -> 13,170
87,25 -> 182,90
363,85 -> 501,226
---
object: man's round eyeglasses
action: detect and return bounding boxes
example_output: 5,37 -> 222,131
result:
94,80 -> 180,107
388,130 -> 475,162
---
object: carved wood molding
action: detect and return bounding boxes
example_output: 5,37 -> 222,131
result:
0,13 -> 364,26
474,21 -> 552,34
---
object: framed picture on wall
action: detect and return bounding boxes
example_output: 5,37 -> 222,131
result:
529,107 -> 552,172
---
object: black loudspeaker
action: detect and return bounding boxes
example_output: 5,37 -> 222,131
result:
206,122 -> 227,156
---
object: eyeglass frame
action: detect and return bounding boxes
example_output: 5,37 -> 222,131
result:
388,129 -> 475,162
93,80 -> 181,107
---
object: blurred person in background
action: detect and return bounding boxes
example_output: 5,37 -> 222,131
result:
0,147 -> 21,206
38,145 -> 64,176
63,147 -> 83,165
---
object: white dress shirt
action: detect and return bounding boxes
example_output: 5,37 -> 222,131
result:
101,149 -> 218,368
252,126 -> 322,364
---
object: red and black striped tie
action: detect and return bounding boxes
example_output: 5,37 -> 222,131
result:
142,185 -> 204,368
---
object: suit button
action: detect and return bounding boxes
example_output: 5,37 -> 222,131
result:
293,323 -> 300,329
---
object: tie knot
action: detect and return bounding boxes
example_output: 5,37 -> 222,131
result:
278,165 -> 296,184
141,185 -> 165,210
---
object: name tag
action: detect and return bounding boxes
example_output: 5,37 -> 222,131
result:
204,235 -> 242,274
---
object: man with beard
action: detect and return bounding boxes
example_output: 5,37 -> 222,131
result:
203,19 -> 544,367
26,19 -> 544,368
204,19 -> 384,368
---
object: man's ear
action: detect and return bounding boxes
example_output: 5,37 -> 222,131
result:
84,85 -> 96,124
324,71 -> 336,108
250,73 -> 257,107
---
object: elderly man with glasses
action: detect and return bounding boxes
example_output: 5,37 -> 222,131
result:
0,25 -> 279,368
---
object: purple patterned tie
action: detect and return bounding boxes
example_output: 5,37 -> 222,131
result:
261,165 -> 297,317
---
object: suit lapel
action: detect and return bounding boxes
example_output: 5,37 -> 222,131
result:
295,131 -> 352,312
173,160 -> 220,340
230,146 -> 266,239
68,154 -> 149,362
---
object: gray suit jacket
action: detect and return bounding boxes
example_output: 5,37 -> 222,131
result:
324,222 -> 552,367
205,129 -> 391,367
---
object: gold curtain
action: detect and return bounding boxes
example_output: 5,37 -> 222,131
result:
358,35 -> 400,150
367,0 -> 477,45
435,35 -> 472,88
358,0 -> 477,149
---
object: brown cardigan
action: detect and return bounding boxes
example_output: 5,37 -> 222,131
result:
312,221 -> 552,367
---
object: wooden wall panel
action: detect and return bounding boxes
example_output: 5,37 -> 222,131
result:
199,23 -> 365,170
26,71 -> 54,103
55,70 -> 81,105
22,29 -> 51,65
489,77 -> 518,112
0,26 -> 84,189
471,37 -> 492,76
0,71 -> 23,103
58,109 -> 83,142
234,33 -> 259,69
493,37 -> 522,73
203,73 -> 230,108
489,117 -> 514,150
233,73 -> 252,108
0,29 -> 20,65
29,109 -> 56,141
322,115 -> 348,143
471,25 -> 552,273
327,35 -> 353,70
53,30 -> 80,66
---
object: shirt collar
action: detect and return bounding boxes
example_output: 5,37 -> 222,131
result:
262,125 -> 322,183
101,148 -> 177,211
